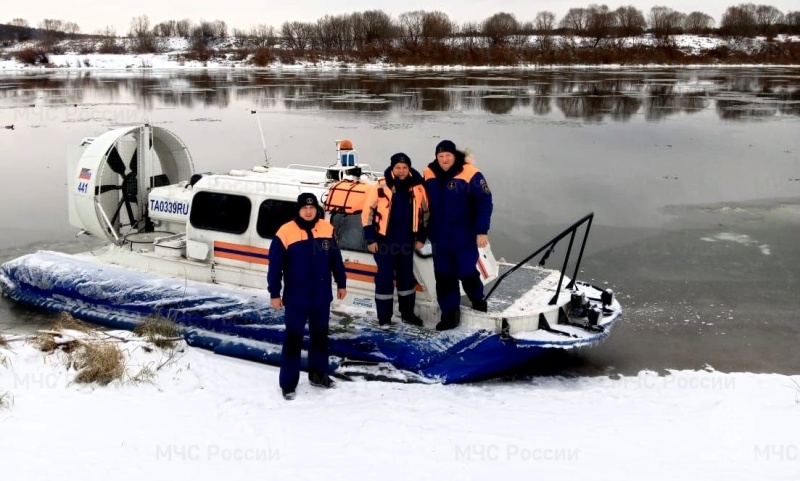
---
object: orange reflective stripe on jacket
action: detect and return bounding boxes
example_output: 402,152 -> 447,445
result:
423,163 -> 480,183
361,178 -> 428,237
456,164 -> 479,182
275,219 -> 335,248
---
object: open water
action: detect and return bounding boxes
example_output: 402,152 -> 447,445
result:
0,68 -> 798,376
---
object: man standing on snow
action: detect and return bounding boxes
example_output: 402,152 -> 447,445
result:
268,192 -> 347,400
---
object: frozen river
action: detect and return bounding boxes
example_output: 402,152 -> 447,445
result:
0,67 -> 798,376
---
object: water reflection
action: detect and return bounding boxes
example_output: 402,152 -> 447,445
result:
0,69 -> 797,121
644,84 -> 711,121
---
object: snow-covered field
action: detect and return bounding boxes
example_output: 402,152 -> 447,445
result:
0,34 -> 798,70
1,331 -> 798,480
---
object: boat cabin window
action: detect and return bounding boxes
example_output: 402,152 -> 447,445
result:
330,212 -> 368,252
189,192 -> 251,234
256,200 -> 297,239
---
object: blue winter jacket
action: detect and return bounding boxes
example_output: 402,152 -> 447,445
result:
423,157 -> 493,249
268,216 -> 346,308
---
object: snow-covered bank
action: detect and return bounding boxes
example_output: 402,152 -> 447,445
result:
0,34 -> 798,70
1,336 -> 798,480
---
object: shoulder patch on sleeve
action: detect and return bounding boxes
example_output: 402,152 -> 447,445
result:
479,178 -> 491,194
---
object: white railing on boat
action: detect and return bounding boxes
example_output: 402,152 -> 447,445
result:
286,163 -> 381,178
286,163 -> 330,171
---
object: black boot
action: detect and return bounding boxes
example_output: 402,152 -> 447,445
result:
309,372 -> 334,389
435,309 -> 460,331
398,293 -> 422,326
401,312 -> 424,326
376,296 -> 393,328
462,272 -> 487,312
472,299 -> 488,312
282,388 -> 296,401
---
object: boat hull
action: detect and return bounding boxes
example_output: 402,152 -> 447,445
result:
1,251 -> 619,383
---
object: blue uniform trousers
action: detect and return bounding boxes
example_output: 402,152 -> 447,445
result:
374,244 -> 417,322
432,244 -> 484,316
279,303 -> 331,391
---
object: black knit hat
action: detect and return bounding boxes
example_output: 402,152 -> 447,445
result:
435,139 -> 457,156
297,192 -> 320,213
390,152 -> 411,168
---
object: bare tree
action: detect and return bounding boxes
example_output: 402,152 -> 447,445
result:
351,10 -> 393,53
673,11 -> 688,33
586,4 -> 616,45
7,18 -> 32,41
153,22 -> 165,37
153,20 -> 178,37
560,8 -> 589,35
250,24 -> 276,47
63,21 -> 81,35
211,20 -> 227,38
422,11 -> 453,46
786,11 -> 800,34
39,19 -> 64,32
38,19 -> 64,45
129,15 -> 158,53
97,26 -> 123,54
755,4 -> 783,36
398,10 -> 425,51
615,5 -> 647,36
482,12 -> 518,46
649,6 -> 686,44
458,21 -> 482,50
315,14 -> 352,52
684,11 -> 715,34
187,21 -> 218,58
280,21 -> 315,52
518,20 -> 534,35
129,15 -> 151,37
192,21 -> 217,43
99,26 -> 116,37
721,4 -> 758,37
534,11 -> 556,33
176,19 -> 192,38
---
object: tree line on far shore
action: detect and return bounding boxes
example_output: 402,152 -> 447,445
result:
2,3 -> 799,66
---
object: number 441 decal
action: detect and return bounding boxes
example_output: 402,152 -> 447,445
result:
77,182 -> 89,193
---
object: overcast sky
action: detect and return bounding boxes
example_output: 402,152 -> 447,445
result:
5,0 -> 798,35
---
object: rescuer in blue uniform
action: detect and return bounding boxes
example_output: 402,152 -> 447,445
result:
423,140 -> 493,331
268,192 -> 347,400
361,152 -> 429,327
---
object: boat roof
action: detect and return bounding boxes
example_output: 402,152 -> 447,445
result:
193,164 -> 379,201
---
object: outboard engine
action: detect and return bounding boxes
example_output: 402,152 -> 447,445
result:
67,124 -> 195,243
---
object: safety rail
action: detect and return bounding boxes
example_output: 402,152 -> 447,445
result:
286,163 -> 379,174
285,164 -> 330,171
484,212 -> 594,305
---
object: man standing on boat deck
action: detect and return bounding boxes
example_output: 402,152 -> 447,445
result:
423,140 -> 493,331
268,192 -> 347,401
362,152 -> 429,327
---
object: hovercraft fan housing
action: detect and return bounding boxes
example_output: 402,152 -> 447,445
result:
67,125 -> 195,243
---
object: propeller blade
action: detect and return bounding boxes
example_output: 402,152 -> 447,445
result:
106,145 -> 126,177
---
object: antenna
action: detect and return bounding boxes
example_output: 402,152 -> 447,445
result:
251,110 -> 270,168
